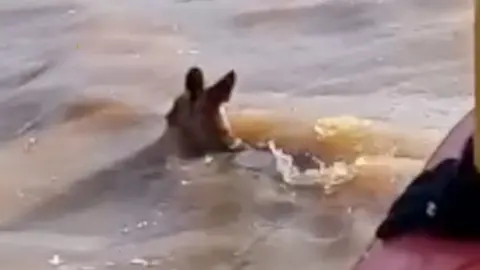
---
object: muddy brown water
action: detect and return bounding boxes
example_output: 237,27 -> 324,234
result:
0,0 -> 474,269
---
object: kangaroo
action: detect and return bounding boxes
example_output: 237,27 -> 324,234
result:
163,66 -> 245,158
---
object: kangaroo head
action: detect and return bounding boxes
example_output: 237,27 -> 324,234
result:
165,67 -> 243,157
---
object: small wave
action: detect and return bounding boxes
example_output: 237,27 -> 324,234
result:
228,112 -> 431,200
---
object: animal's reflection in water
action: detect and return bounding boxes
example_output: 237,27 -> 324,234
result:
2,68 -> 434,264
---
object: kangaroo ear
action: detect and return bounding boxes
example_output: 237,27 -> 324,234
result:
206,70 -> 236,105
185,67 -> 204,101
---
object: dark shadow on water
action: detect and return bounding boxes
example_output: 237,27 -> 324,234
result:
0,132 -> 177,233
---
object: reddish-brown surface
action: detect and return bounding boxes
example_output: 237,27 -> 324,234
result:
354,235 -> 480,270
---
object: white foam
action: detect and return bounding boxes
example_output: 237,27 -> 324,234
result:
267,140 -> 355,190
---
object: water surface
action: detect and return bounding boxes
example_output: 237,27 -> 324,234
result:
0,0 -> 473,269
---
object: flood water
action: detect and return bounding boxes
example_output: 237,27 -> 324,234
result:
0,0 -> 474,269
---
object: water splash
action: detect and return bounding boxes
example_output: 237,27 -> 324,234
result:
268,140 -> 355,192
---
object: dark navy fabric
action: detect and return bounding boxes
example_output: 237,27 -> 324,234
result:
377,136 -> 480,240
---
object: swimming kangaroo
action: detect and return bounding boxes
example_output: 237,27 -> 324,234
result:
163,66 -> 244,158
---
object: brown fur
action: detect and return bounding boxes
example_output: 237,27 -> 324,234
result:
164,67 -> 245,158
